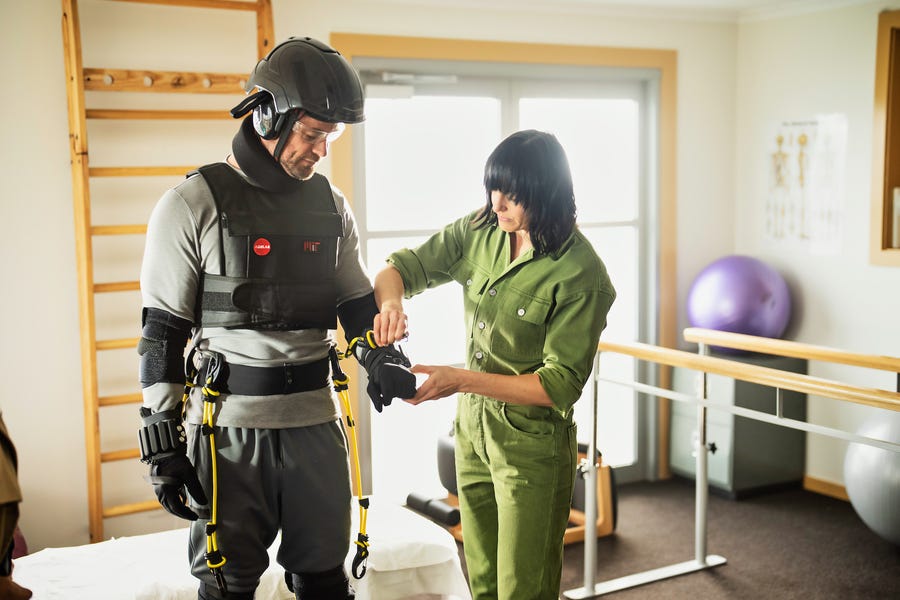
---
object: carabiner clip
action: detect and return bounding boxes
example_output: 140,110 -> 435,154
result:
351,532 -> 369,579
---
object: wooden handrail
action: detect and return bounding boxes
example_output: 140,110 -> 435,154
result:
684,328 -> 900,373
597,340 -> 900,413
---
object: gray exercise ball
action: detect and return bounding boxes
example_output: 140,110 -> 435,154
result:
842,415 -> 900,546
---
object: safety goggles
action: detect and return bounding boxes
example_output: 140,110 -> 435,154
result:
292,118 -> 345,145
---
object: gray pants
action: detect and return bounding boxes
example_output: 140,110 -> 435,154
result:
187,421 -> 352,595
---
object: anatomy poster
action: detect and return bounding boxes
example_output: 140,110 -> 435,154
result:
766,114 -> 847,254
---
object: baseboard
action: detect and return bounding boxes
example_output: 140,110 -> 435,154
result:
803,475 -> 849,501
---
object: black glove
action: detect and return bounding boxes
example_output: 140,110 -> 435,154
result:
145,454 -> 208,521
355,335 -> 416,412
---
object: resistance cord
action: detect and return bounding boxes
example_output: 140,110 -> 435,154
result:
199,353 -> 228,595
328,344 -> 370,579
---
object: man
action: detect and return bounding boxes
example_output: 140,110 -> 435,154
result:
137,37 -> 415,600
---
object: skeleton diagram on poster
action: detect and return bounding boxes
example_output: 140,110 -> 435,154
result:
767,114 -> 847,254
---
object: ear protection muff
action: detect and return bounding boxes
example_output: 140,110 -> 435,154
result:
230,90 -> 289,140
252,98 -> 288,140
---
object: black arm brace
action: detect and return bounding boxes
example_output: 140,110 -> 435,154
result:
138,407 -> 186,464
336,292 -> 379,344
138,307 -> 193,388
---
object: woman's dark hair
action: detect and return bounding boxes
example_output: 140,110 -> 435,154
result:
476,129 -> 576,254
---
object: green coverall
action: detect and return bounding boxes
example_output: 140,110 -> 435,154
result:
388,211 -> 615,600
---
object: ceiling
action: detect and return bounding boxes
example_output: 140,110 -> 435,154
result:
378,0 -> 864,22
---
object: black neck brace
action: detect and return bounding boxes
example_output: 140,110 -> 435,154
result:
231,117 -> 304,193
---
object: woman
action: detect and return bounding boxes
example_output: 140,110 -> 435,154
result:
373,129 -> 615,600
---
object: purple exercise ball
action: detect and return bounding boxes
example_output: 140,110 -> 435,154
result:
686,255 -> 792,340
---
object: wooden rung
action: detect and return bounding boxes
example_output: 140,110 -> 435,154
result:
91,224 -> 147,236
94,281 -> 140,293
101,448 -> 140,462
89,166 -> 196,177
111,0 -> 262,12
99,392 -> 142,407
87,108 -> 233,120
96,337 -> 139,351
103,500 -> 160,519
84,67 -> 247,94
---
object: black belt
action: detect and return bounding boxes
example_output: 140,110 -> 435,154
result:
199,356 -> 330,396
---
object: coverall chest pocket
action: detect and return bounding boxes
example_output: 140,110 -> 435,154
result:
491,289 -> 552,362
455,266 -> 490,307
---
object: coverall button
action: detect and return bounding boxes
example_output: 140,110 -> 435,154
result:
517,308 -> 526,316
475,351 -> 484,360
478,321 -> 485,330
466,278 -> 473,286
488,288 -> 497,296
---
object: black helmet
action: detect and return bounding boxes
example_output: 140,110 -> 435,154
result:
231,36 -> 365,137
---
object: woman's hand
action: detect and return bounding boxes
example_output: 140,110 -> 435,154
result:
372,300 -> 408,346
405,364 -> 464,404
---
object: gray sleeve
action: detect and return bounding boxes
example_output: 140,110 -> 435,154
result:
139,177 -> 209,412
331,185 -> 374,305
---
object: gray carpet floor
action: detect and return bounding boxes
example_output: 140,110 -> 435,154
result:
451,478 -> 900,599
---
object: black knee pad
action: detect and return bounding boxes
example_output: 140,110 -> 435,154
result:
197,582 -> 255,600
287,565 -> 355,600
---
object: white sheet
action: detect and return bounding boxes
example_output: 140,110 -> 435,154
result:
14,503 -> 470,600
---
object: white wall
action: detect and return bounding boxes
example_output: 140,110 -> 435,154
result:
733,0 -> 900,483
0,0 -> 886,553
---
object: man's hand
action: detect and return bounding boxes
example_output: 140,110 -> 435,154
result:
145,454 -> 208,521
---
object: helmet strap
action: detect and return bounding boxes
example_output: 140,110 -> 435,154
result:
272,110 -> 301,163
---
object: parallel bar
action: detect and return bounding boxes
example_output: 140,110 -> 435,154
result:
604,377 -> 900,454
684,327 -> 900,373
564,557 -> 727,599
695,343 -> 710,564
598,340 -> 900,412
584,354 -> 600,590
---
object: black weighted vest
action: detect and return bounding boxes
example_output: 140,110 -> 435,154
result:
195,163 -> 342,331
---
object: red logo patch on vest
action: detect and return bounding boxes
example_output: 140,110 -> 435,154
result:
253,238 -> 271,256
304,240 -> 321,253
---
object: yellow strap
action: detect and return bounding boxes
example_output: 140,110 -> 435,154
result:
202,390 -> 227,571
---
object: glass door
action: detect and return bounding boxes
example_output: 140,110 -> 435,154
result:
354,64 -> 654,503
